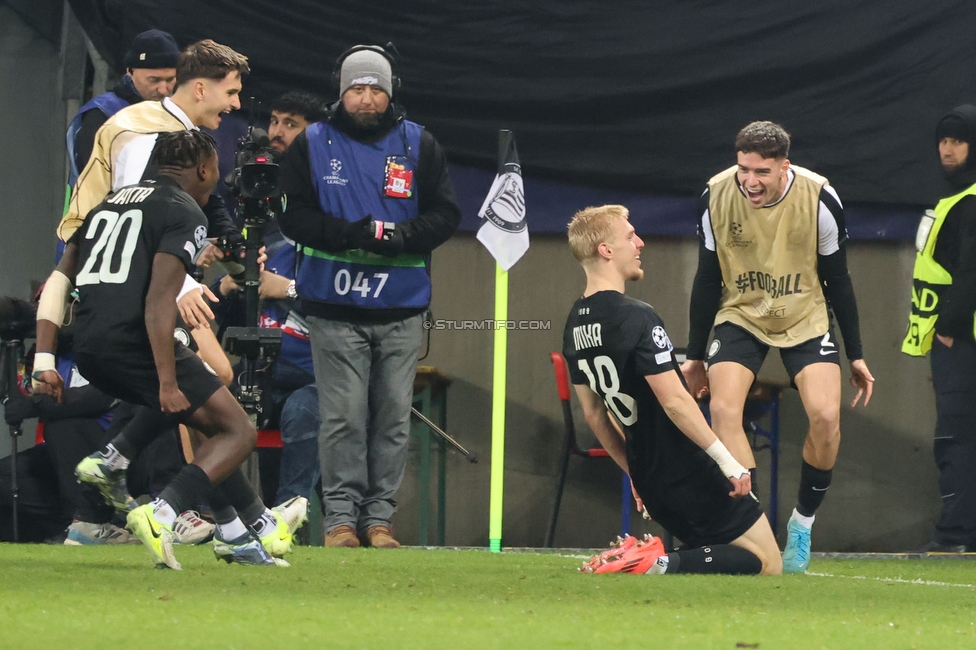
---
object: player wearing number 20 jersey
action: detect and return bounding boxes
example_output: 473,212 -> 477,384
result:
71,177 -> 208,360
563,291 -> 763,546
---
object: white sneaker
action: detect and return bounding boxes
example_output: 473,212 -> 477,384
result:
172,510 -> 216,545
63,521 -> 138,546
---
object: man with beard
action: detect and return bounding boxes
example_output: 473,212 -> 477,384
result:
268,91 -> 327,154
279,45 -> 461,548
680,121 -> 875,573
903,105 -> 976,553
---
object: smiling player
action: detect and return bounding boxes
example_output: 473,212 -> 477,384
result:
679,121 -> 875,573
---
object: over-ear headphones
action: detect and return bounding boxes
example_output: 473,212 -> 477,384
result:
331,43 -> 401,97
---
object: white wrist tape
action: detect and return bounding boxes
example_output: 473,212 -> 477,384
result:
32,352 -> 56,389
704,439 -> 748,479
176,274 -> 203,302
33,352 -> 56,374
36,270 -> 73,326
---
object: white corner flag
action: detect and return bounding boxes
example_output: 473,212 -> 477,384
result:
477,131 -> 528,271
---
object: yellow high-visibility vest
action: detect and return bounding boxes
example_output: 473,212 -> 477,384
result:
902,183 -> 976,356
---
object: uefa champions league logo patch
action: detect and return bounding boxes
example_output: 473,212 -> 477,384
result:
194,226 -> 207,249
325,159 -> 348,186
651,325 -> 673,350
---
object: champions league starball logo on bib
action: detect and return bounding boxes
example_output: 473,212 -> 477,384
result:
325,158 -> 348,186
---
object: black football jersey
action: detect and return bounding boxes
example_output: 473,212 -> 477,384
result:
71,177 -> 208,357
562,290 -> 716,490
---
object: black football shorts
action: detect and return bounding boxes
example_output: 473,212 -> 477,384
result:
706,322 -> 841,382
76,341 -> 223,419
639,462 -> 764,549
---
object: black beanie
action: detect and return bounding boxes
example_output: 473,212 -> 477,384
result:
124,29 -> 180,69
935,104 -> 976,146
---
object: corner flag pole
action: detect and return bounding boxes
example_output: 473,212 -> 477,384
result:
488,130 -> 513,553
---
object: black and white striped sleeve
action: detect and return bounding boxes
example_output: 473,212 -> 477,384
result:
816,184 -> 863,360
818,184 -> 847,255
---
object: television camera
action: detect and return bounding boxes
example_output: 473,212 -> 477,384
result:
219,127 -> 283,421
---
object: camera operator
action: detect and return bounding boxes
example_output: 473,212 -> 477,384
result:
279,45 -> 461,548
268,91 -> 328,155
212,90 -> 326,507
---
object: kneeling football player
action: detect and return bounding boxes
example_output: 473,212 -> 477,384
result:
564,205 -> 782,576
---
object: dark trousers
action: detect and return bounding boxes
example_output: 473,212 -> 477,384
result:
931,337 -> 976,546
42,418 -> 115,523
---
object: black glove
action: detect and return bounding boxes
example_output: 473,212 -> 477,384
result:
360,221 -> 405,257
345,216 -> 373,250
3,392 -> 38,424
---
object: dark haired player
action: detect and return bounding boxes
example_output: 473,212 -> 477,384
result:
565,205 -> 781,576
680,121 -> 875,573
34,131 -> 286,568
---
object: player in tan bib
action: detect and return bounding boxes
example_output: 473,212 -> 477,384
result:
680,121 -> 875,573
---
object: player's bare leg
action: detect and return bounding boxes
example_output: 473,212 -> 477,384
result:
794,362 -> 843,471
729,514 -> 783,576
782,361 -> 842,572
186,387 -> 304,561
184,386 -> 257,482
706,361 -> 758,468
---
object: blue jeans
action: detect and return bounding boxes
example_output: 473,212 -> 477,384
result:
273,384 -> 321,506
307,314 -> 423,532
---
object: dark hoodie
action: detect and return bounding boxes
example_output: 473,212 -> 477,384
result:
933,105 -> 976,340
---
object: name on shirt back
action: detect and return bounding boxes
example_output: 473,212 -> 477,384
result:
107,187 -> 155,205
573,323 -> 602,351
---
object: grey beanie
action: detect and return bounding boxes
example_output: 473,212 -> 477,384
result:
339,50 -> 393,98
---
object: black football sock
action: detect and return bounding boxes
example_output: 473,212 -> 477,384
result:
215,468 -> 266,525
796,460 -> 832,517
158,463 -> 212,517
207,485 -> 239,525
750,467 -> 760,500
665,545 -> 762,575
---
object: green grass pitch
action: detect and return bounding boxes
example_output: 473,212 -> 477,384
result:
2,544 -> 976,649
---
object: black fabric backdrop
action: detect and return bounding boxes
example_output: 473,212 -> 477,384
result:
67,0 -> 976,226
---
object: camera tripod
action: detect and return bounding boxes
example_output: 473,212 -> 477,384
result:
0,338 -> 25,542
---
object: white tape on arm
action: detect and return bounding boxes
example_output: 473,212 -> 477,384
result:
704,439 -> 748,479
33,352 -> 56,374
32,351 -> 56,389
36,270 -> 73,326
176,274 -> 203,302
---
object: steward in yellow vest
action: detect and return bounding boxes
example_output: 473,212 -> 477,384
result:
907,104 -> 976,553
903,108 -> 976,356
